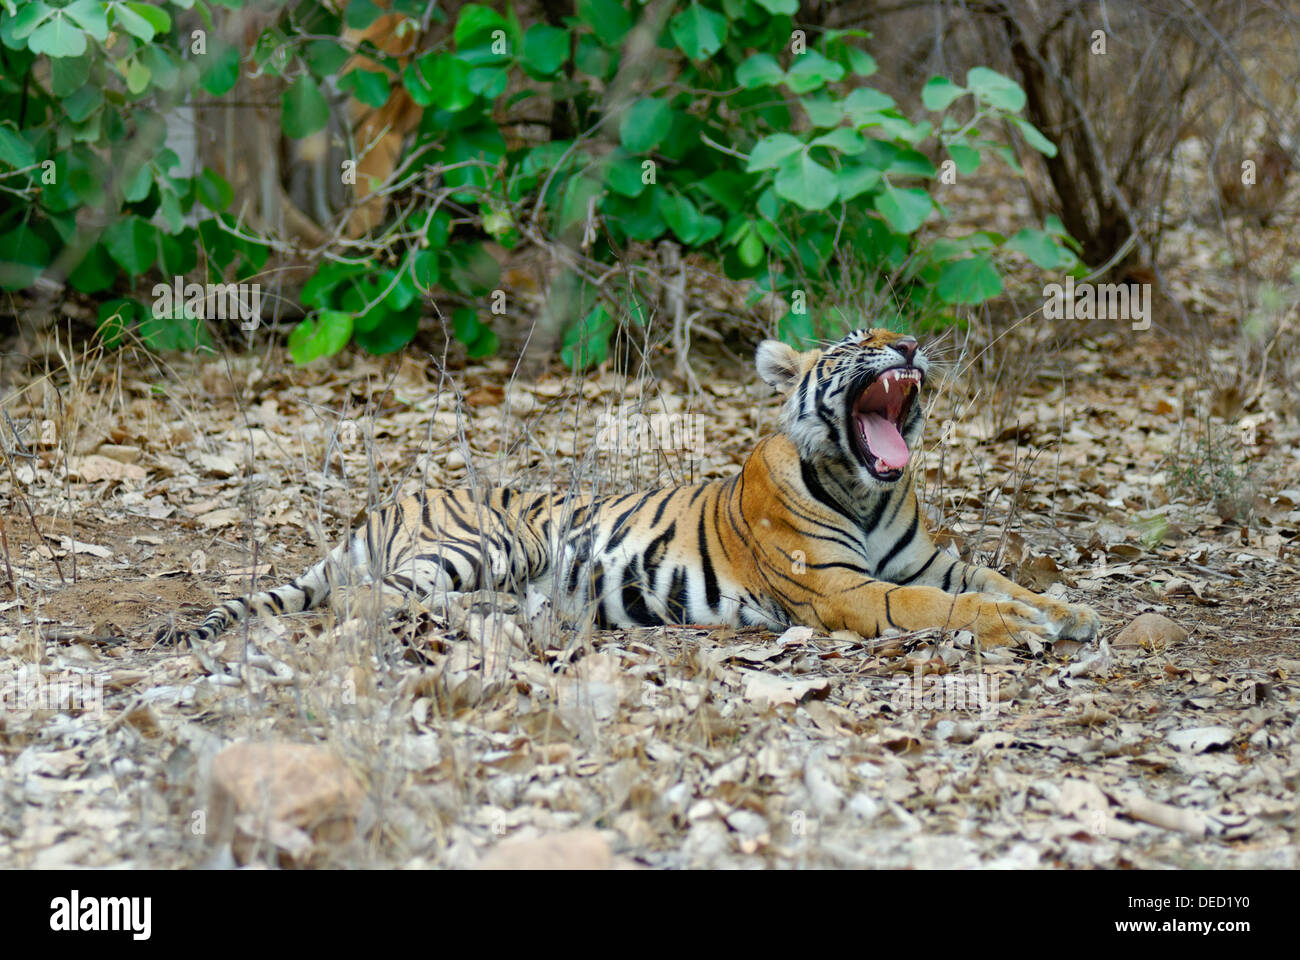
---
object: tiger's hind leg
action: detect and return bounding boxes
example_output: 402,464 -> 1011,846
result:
366,488 -> 556,614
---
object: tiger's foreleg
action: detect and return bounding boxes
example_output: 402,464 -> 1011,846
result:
890,546 -> 1100,644
795,575 -> 1075,648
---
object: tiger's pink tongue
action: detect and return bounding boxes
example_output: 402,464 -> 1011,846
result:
860,413 -> 910,470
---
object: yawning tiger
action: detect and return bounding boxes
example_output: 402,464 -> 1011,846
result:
161,328 -> 1100,648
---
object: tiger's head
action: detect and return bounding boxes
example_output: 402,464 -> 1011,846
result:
756,328 -> 929,488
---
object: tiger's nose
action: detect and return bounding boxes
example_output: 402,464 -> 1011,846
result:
893,337 -> 918,364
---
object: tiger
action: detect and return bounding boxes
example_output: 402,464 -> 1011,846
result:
159,328 -> 1100,649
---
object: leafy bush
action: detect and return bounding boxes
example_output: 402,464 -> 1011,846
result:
295,1 -> 1079,364
0,0 -> 1080,366
0,0 -> 270,348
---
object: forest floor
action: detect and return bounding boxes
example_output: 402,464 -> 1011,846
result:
2,158 -> 1299,869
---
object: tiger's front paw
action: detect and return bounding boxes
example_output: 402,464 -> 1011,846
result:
1036,597 -> 1101,642
960,595 -> 1054,649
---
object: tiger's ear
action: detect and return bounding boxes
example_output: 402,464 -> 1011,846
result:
759,340 -> 795,392
756,340 -> 805,394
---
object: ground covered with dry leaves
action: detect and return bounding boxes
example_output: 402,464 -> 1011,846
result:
3,146 -> 1300,867
2,314 -> 1297,870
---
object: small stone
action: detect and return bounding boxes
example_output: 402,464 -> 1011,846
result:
476,829 -> 612,869
210,742 -> 363,865
1113,612 -> 1187,648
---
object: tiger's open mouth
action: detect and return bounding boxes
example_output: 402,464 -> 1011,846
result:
848,366 -> 923,480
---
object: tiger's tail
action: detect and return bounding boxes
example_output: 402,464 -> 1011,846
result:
158,540 -> 349,645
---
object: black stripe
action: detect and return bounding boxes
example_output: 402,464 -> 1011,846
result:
696,509 -> 720,611
651,487 -> 678,526
799,459 -> 856,522
896,548 -> 940,585
876,509 -> 920,576
665,566 -> 689,622
621,561 -> 661,627
591,561 -> 609,627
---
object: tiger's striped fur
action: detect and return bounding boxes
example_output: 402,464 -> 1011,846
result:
162,329 -> 1099,648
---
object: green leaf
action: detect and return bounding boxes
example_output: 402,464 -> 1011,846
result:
746,133 -> 804,171
69,242 -> 117,293
1005,228 -> 1064,269
64,0 -> 109,41
619,98 -> 672,153
658,192 -> 704,243
51,53 -> 91,95
452,306 -> 483,343
783,50 -> 843,94
281,76 -> 329,138
843,47 -> 876,77
754,0 -> 797,12
103,216 -> 158,276
417,54 -> 474,111
354,305 -> 417,354
523,23 -> 568,75
28,13 -> 87,57
1043,214 -> 1069,238
946,142 -> 981,175
199,38 -> 240,96
0,225 -> 50,290
305,39 -> 349,78
289,310 -> 354,364
577,0 -> 632,47
111,1 -> 169,41
922,76 -> 966,111
991,143 -> 1022,175
810,128 -> 865,154
139,307 -> 211,351
464,324 -> 498,358
96,298 -> 143,349
966,67 -> 1026,112
888,149 -> 936,178
777,308 -> 815,346
340,68 -> 390,108
836,162 -> 881,201
801,95 -> 843,128
735,53 -> 783,89
774,152 -> 838,211
410,249 -> 440,290
122,161 -> 152,202
574,33 -> 612,77
937,255 -> 1003,304
7,2 -> 53,43
442,124 -> 506,195
561,303 -> 614,368
0,126 -> 35,169
670,3 -> 728,61
124,57 -> 151,94
602,150 -> 649,197
873,183 -> 932,234
737,223 -> 764,267
344,0 -> 384,30
141,45 -> 180,90
843,86 -> 895,125
446,242 -> 500,294
1010,117 -> 1057,157
454,4 -> 507,48
196,167 -> 234,212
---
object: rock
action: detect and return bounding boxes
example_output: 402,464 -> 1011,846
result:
1113,612 -> 1187,648
96,443 -> 142,464
476,829 -> 612,869
210,742 -> 363,865
1167,725 -> 1235,754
